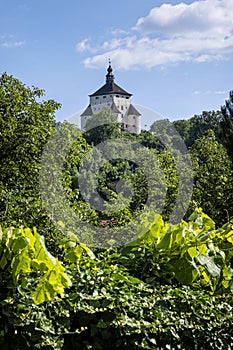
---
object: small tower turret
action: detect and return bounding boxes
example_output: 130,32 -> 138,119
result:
106,59 -> 114,85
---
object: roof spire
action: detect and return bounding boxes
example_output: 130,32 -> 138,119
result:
106,59 -> 114,84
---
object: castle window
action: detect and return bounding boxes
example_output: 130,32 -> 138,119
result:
103,96 -> 106,98
116,95 -> 119,97
95,97 -> 99,99
121,106 -> 124,110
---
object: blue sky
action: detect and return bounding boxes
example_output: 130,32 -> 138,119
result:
1,0 -> 233,128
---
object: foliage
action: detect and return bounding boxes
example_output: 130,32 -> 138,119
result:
0,210 -> 233,349
84,108 -> 122,145
123,208 -> 233,293
39,121 -> 98,238
68,137 -> 181,228
61,236 -> 233,350
1,73 -> 233,349
189,130 -> 233,225
220,90 -> 233,160
137,129 -> 164,150
0,226 -> 71,305
150,118 -> 179,147
172,111 -> 222,148
0,72 -> 61,244
0,226 -> 71,349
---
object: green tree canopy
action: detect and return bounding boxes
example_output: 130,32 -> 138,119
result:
173,110 -> 222,148
84,108 -> 122,145
219,90 -> 233,160
0,73 -> 60,232
189,130 -> 233,225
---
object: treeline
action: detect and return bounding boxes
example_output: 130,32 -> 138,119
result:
149,106 -> 233,225
1,72 -> 233,237
82,101 -> 233,228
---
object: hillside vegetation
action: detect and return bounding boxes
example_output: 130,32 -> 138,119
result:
0,73 -> 233,349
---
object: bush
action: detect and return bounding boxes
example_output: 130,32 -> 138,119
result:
0,209 -> 233,349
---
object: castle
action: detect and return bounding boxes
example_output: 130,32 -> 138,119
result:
81,62 -> 141,134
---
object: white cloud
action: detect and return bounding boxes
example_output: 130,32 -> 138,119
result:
0,37 -> 25,48
193,90 -> 227,95
110,28 -> 129,36
134,0 -> 233,37
77,0 -> 233,69
102,38 -> 123,51
76,38 -> 96,53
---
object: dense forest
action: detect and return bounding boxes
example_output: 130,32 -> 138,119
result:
0,72 -> 233,349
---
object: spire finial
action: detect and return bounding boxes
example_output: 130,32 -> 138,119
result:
106,59 -> 114,84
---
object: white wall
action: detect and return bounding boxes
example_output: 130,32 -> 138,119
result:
81,93 -> 141,134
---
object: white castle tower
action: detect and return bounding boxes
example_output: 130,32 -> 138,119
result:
81,61 -> 141,134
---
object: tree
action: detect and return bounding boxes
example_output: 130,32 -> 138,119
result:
84,108 -> 122,145
219,90 -> 233,160
0,73 -> 60,234
189,130 -> 233,225
173,111 -> 222,148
